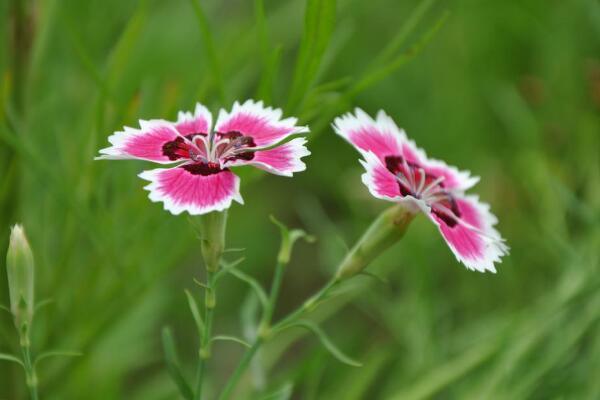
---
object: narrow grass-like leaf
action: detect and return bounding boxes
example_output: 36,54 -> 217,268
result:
255,0 -> 270,65
0,304 -> 10,313
284,320 -> 362,367
228,268 -> 269,310
346,10 -> 449,98
0,352 -> 23,367
34,351 -> 82,367
223,247 -> 246,253
106,0 -> 148,86
371,0 -> 437,67
161,327 -> 194,400
188,0 -> 226,103
256,46 -> 282,104
184,290 -> 204,335
211,335 -> 252,348
261,382 -> 294,400
61,13 -> 110,98
35,298 -> 54,313
193,279 -> 211,290
388,340 -> 497,400
287,0 -> 337,111
215,257 -> 246,283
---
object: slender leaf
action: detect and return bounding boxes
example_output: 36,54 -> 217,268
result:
0,352 -> 23,367
255,0 -> 270,67
228,268 -> 269,310
284,320 -> 362,367
34,351 -> 82,367
211,335 -> 252,348
187,0 -> 226,102
287,0 -> 337,111
161,327 -> 194,400
261,382 -> 294,400
388,341 -> 497,400
106,0 -> 148,85
215,256 -> 246,283
256,46 -> 282,104
35,298 -> 54,313
372,0 -> 437,67
185,290 -> 205,335
193,278 -> 211,290
347,10 -> 449,98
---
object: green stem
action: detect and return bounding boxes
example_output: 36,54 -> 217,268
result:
194,271 -> 216,400
193,210 -> 227,400
271,277 -> 339,332
20,334 -> 38,400
218,339 -> 261,400
220,254 -> 291,399
258,261 -> 285,336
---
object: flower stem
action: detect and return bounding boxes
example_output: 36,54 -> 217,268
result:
258,260 -> 285,337
219,259 -> 291,400
20,333 -> 38,400
194,211 -> 227,400
194,271 -> 216,400
271,276 -> 340,332
217,339 -> 261,400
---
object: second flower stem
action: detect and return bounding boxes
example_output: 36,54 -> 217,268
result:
218,276 -> 340,400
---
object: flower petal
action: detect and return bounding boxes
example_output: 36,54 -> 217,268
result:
333,108 -> 427,164
214,99 -> 308,147
138,166 -> 243,215
96,120 -> 181,164
428,195 -> 508,273
224,138 -> 310,177
360,151 -> 427,211
175,102 -> 213,136
424,158 -> 480,192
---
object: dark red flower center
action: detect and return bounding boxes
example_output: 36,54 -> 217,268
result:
385,155 -> 461,227
162,131 -> 257,175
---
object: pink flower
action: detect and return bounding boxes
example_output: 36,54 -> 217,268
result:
97,100 -> 310,215
333,109 -> 508,273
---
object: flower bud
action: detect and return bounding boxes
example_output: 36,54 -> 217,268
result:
335,204 -> 416,280
6,224 -> 35,330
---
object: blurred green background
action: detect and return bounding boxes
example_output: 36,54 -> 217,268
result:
1,0 -> 599,398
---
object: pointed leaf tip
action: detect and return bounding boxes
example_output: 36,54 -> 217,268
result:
287,320 -> 362,367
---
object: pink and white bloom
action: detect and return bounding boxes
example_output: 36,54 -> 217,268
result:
96,100 -> 310,215
333,109 -> 508,273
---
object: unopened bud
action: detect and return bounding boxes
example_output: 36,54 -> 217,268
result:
6,224 -> 35,329
335,205 -> 416,280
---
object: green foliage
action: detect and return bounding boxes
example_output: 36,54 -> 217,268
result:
1,0 -> 599,398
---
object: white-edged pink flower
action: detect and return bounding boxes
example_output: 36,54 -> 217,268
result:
96,100 -> 310,215
333,109 -> 508,273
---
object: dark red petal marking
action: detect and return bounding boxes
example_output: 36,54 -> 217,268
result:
216,131 -> 257,163
384,155 -> 461,226
162,134 -> 198,161
431,197 -> 461,227
182,162 -> 223,176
